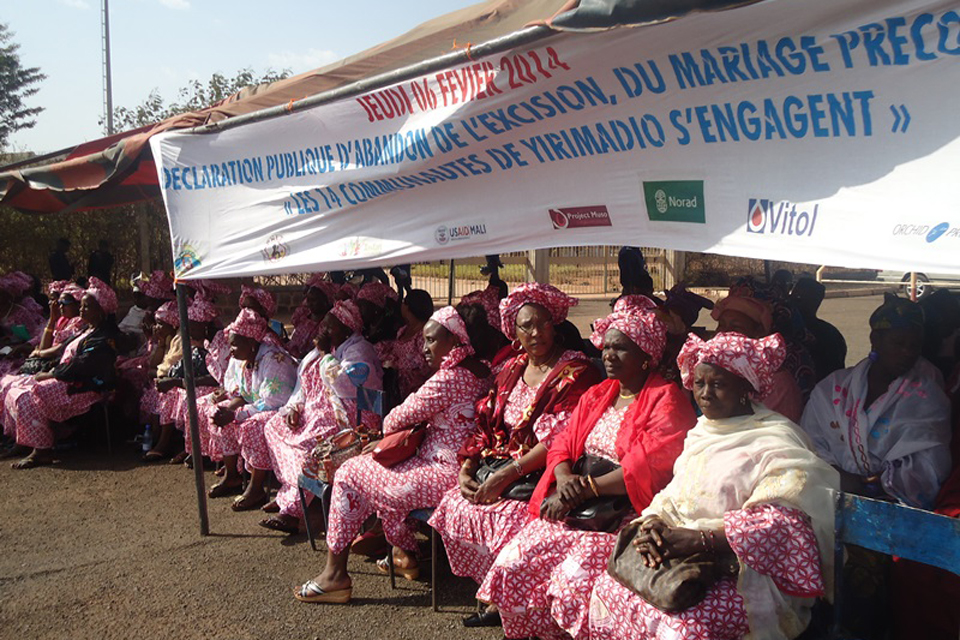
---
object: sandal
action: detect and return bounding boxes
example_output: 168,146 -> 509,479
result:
207,481 -> 243,498
142,450 -> 169,463
294,580 -> 352,604
170,451 -> 188,465
231,493 -> 268,512
259,515 -> 299,535
11,455 -> 54,470
261,500 -> 280,513
376,555 -> 420,581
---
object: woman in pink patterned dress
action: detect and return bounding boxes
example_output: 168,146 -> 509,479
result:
286,276 -> 338,359
137,300 -> 181,460
257,300 -> 383,533
294,306 -> 490,604
201,309 -> 298,509
375,289 -> 433,401
478,295 -> 698,640
0,271 -> 47,378
429,283 -> 602,627
5,278 -> 121,469
588,332 -> 839,640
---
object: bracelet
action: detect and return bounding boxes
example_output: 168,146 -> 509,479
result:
44,327 -> 54,333
699,530 -> 718,553
511,458 -> 524,477
586,475 -> 600,497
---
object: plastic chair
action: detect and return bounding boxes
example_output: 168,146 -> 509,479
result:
827,491 -> 960,639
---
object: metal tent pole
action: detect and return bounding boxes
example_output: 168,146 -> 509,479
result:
176,283 -> 210,535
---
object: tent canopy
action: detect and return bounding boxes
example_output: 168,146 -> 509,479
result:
0,0 -> 740,215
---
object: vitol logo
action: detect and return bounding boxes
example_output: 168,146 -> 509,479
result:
746,199 -> 819,236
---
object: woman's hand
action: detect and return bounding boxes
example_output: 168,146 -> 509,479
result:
211,406 -> 236,427
540,493 -> 572,521
555,474 -> 592,508
49,298 -> 61,321
285,407 -> 301,429
361,439 -> 381,455
155,377 -> 179,393
33,371 -> 54,382
458,462 -> 481,503
634,518 -> 710,568
472,467 -> 515,505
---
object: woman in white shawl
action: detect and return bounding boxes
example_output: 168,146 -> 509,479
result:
589,332 -> 839,640
801,294 -> 951,510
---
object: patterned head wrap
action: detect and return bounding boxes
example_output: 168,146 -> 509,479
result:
460,286 -> 502,331
141,270 -> 176,301
677,331 -> 786,397
329,300 -> 363,334
430,305 -> 475,365
306,274 -> 339,306
0,271 -> 32,298
590,295 -> 668,361
869,294 -> 925,332
337,282 -> 358,300
710,295 -> 774,335
48,280 -> 71,297
184,279 -> 232,299
357,281 -> 399,308
240,285 -> 277,318
188,296 -> 219,323
226,307 -> 269,343
154,300 -> 180,328
499,283 -> 579,339
60,283 -> 85,303
83,277 -> 118,315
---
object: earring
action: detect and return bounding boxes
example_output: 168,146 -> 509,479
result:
868,350 -> 879,362
740,395 -> 749,406
641,361 -> 649,370
511,339 -> 522,351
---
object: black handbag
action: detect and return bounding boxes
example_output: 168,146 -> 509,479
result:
475,456 -> 544,502
562,454 -> 633,533
607,518 -> 739,612
18,355 -> 58,375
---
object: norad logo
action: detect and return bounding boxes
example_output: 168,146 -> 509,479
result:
643,180 -> 705,223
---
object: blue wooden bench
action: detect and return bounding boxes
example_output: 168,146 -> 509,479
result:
829,492 -> 960,639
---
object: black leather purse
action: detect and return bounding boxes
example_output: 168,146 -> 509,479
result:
562,454 -> 633,533
475,457 -> 544,502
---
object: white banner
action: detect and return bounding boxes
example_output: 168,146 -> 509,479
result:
151,0 -> 960,279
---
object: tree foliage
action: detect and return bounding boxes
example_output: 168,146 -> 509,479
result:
107,67 -> 290,131
0,23 -> 46,151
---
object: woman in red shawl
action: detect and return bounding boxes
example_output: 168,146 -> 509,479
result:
477,295 -> 697,639
429,283 -> 602,627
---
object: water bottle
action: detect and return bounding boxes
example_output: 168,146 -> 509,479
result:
142,424 -> 153,453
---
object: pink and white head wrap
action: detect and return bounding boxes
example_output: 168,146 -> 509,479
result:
154,300 -> 180,328
329,300 -> 363,334
429,305 -> 475,366
460,286 -> 502,331
226,308 -> 270,343
590,294 -> 668,361
499,283 -> 579,339
240,285 -> 277,318
306,274 -> 339,305
84,277 -> 118,314
0,271 -> 32,298
188,297 -> 219,323
48,280 -> 71,297
184,279 -> 232,299
141,270 -> 176,301
337,282 -> 358,300
357,281 -> 399,308
61,283 -> 86,302
710,295 -> 774,335
677,331 -> 786,397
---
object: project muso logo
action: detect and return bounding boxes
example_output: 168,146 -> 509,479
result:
642,181 -> 705,223
747,199 -> 819,236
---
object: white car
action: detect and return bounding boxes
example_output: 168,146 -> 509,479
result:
876,270 -> 960,299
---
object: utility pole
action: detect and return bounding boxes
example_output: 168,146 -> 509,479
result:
102,0 -> 113,136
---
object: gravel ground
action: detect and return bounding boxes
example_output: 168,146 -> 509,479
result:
0,295 -> 883,640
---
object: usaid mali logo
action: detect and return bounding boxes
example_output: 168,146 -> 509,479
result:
747,199 -> 819,237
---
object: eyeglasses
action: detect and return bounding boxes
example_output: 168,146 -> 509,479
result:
515,319 -> 552,335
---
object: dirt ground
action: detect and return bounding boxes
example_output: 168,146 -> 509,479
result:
0,295 -> 883,640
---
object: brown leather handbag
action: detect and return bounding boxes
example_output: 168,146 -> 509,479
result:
607,519 -> 739,612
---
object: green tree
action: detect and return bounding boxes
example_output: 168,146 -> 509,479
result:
107,67 -> 290,131
0,23 -> 46,151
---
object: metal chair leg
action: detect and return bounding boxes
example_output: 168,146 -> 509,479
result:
102,401 -> 111,454
299,487 -> 316,551
431,527 -> 438,612
389,548 -> 397,590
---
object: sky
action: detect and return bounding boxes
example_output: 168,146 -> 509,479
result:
3,0 -> 481,154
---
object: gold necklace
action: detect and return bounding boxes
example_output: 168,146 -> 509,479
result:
618,389 -> 637,399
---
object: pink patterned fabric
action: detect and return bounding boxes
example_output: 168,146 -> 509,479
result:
47,280 -> 70,296
711,295 -> 774,335
141,270 -> 175,301
338,282 -> 358,300
678,332 -> 787,397
499,283 -> 578,339
0,271 -> 32,297
325,365 -> 490,552
375,328 -> 429,399
84,277 -> 117,314
590,294 -> 667,361
240,285 -> 277,318
430,306 -> 473,356
356,281 -> 398,308
226,308 -> 269,343
154,301 -> 180,328
461,286 -> 502,331
330,300 -> 363,334
60,283 -> 85,302
188,297 -> 218,322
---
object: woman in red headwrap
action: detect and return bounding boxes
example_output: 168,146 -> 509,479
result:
477,295 -> 698,639
429,283 -> 602,627
588,332 -> 838,640
4,278 -> 121,469
294,305 -> 491,604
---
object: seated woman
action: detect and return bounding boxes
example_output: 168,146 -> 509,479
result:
356,281 -> 401,344
801,294 -> 951,509
258,300 -> 383,533
137,300 -> 181,460
201,308 -> 297,509
375,289 -> 433,401
294,306 -> 491,603
0,271 -> 47,378
429,283 -> 602,626
478,295 -> 698,640
287,276 -> 338,359
589,331 -> 839,640
711,291 -> 805,422
4,278 -> 121,469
